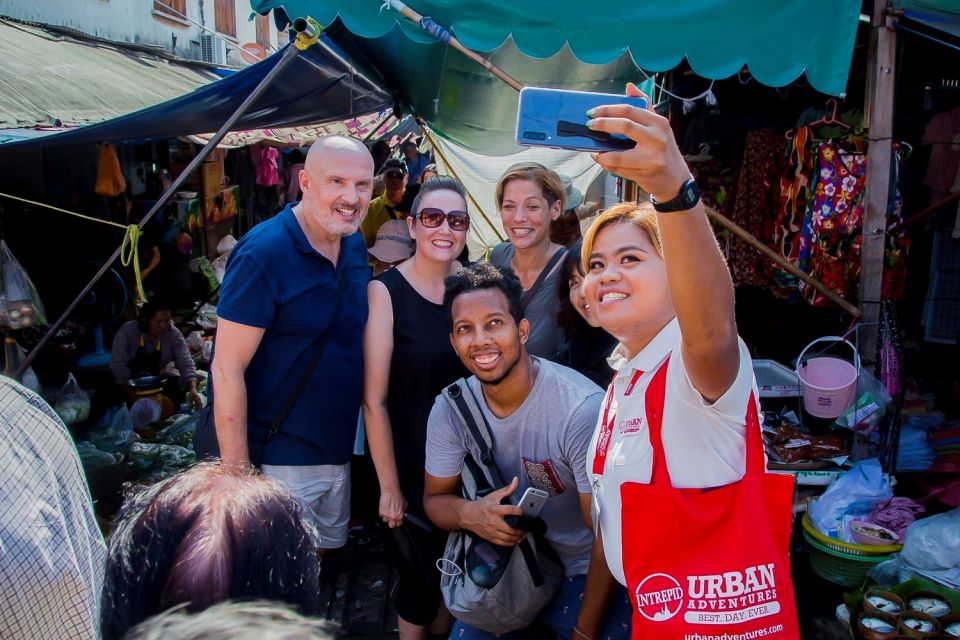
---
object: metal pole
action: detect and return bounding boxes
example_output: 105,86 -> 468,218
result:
386,1 -> 524,92
15,24 -> 319,378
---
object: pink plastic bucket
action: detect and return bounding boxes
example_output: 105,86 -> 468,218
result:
796,337 -> 860,419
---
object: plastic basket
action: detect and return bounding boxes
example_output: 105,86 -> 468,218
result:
801,513 -> 901,556
802,530 -> 892,588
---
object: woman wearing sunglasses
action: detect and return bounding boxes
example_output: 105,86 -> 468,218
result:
362,177 -> 471,640
488,163 -> 568,361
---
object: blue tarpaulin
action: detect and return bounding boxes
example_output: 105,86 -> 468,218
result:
0,36 -> 393,148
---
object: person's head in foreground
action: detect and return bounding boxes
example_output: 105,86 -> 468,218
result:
443,261 -> 528,387
495,162 -> 565,252
580,201 -> 667,356
122,601 -> 335,640
101,463 -> 322,640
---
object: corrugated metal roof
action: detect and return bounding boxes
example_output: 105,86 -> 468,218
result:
0,18 -> 220,129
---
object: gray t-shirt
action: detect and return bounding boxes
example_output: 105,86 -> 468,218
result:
425,358 -> 603,576
489,243 -> 567,361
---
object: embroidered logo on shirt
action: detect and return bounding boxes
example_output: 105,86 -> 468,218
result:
522,458 -> 565,496
619,417 -> 643,436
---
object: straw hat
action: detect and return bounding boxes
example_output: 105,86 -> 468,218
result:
368,219 -> 414,263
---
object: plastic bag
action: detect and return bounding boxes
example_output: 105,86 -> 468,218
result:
54,373 -> 91,425
76,441 -> 117,470
94,142 -> 126,197
196,303 -> 219,330
0,240 -> 47,329
89,405 -> 137,453
833,371 -> 891,434
809,458 -> 893,542
2,338 -> 40,393
901,507 -> 960,572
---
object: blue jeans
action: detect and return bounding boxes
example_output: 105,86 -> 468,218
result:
450,574 -> 632,639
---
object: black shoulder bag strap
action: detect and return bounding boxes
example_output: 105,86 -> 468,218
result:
257,269 -> 349,456
520,248 -> 566,310
444,379 -> 548,587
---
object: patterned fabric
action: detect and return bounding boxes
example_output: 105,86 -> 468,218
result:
801,142 -> 867,306
0,376 -> 106,640
727,129 -> 785,287
775,126 -> 814,265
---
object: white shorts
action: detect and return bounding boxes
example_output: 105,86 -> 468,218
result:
261,462 -> 351,549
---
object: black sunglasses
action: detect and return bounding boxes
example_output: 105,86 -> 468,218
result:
418,207 -> 470,231
384,171 -> 405,179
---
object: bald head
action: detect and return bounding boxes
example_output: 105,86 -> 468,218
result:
305,135 -> 373,173
298,136 -> 375,243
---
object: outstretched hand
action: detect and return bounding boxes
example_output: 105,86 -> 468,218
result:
587,83 -> 691,203
464,476 -> 525,547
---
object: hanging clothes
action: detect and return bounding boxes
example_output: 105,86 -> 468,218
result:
882,145 -> 910,302
727,129 -> 785,288
775,126 -> 814,266
801,142 -> 867,307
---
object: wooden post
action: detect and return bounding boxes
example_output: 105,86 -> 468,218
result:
859,0 -> 897,361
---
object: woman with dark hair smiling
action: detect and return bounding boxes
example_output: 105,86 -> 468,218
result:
362,176 -> 470,640
555,238 -> 618,388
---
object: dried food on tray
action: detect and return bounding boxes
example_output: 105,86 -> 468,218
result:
763,415 -> 848,463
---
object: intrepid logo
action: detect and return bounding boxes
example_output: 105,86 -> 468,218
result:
635,573 -> 684,622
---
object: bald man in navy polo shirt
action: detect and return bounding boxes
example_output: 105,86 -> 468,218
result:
213,136 -> 374,550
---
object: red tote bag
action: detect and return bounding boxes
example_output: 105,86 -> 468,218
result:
619,358 -> 800,639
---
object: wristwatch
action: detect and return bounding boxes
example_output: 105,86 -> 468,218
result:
650,177 -> 700,213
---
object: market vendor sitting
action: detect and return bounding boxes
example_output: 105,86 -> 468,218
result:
110,300 -> 202,411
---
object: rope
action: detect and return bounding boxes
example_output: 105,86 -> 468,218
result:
0,191 -> 148,302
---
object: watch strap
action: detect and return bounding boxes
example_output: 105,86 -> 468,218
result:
651,177 -> 700,213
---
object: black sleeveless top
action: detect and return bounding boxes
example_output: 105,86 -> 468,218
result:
376,267 -> 468,518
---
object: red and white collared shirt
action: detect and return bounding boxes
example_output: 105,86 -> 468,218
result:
587,318 -> 761,585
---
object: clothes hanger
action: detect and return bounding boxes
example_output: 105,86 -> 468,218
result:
807,98 -> 850,131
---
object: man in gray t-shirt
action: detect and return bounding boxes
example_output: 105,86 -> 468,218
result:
424,262 -> 630,640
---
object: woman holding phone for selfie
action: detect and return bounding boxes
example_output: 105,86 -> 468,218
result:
577,84 -> 800,640
363,177 -> 471,640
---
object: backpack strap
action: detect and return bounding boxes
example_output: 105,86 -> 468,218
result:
442,379 -> 548,587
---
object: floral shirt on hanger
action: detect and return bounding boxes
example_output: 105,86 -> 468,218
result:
800,142 -> 867,307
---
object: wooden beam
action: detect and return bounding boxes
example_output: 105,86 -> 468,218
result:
859,0 -> 897,359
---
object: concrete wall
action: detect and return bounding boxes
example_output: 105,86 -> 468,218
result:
0,0 -> 278,66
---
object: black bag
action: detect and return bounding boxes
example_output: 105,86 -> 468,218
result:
438,379 -> 563,634
193,271 -> 347,466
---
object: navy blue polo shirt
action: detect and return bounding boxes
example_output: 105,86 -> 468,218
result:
218,205 -> 369,465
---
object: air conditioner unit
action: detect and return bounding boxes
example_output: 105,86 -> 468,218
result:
199,33 -> 227,65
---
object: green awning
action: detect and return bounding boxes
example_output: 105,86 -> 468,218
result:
253,1 -> 861,154
255,1 -> 861,95
328,22 -> 648,155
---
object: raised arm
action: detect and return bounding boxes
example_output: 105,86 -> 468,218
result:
361,280 -> 405,528
588,84 -> 739,401
210,318 -> 265,469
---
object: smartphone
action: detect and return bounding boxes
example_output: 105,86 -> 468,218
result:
515,87 -> 648,153
518,487 -> 550,517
